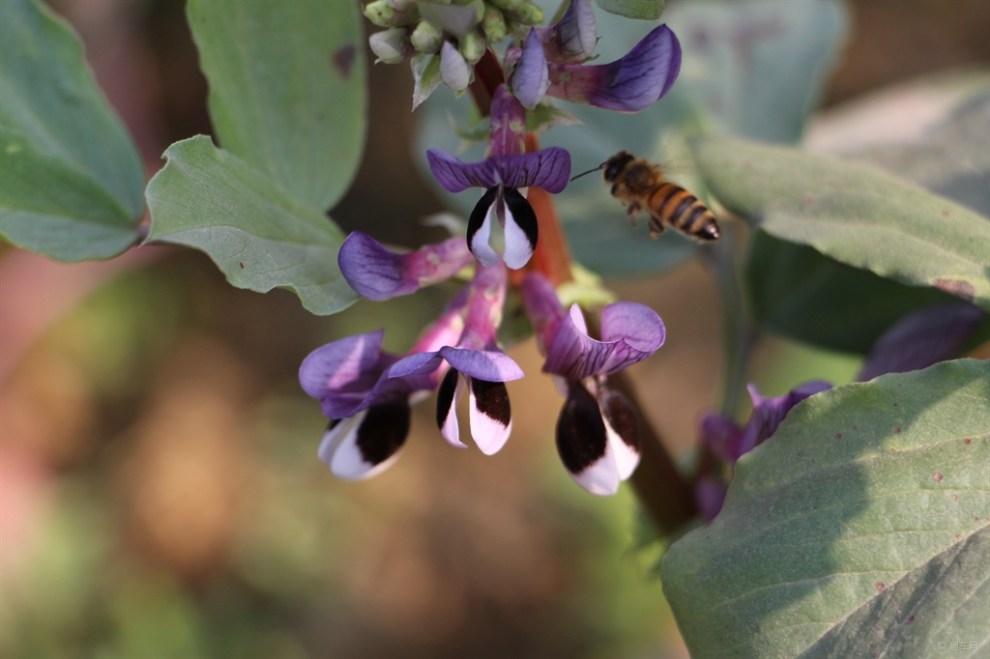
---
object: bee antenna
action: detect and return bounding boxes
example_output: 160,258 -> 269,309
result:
569,163 -> 606,182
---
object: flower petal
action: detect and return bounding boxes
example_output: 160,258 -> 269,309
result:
599,388 -> 640,480
468,378 -> 512,455
556,382 -> 620,495
387,350 -> 445,379
491,148 -> 571,192
417,1 -> 482,39
544,302 -> 664,380
426,149 -> 500,192
547,24 -> 681,111
501,187 -> 539,270
299,330 -> 399,418
440,40 -> 471,91
510,29 -> 550,108
545,0 -> 596,61
338,231 -> 474,301
737,380 -> 832,456
467,187 -> 501,266
700,411 -> 744,463
438,346 -> 524,382
857,303 -> 985,381
436,369 -> 468,448
318,401 -> 410,480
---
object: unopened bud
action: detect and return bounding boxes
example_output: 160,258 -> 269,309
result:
458,29 -> 487,64
440,40 -> 471,91
369,28 -> 411,64
363,0 -> 418,27
511,3 -> 544,26
410,20 -> 443,53
481,6 -> 506,42
489,0 -> 526,12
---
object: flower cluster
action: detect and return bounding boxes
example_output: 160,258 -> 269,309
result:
299,1 -> 684,494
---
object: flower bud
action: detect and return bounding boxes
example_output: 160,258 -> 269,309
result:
369,28 -> 411,64
363,0 -> 418,28
440,40 -> 471,91
481,6 -> 507,42
410,20 -> 443,53
458,29 -> 487,64
511,3 -> 544,26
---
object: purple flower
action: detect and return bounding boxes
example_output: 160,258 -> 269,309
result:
857,302 -> 984,382
702,380 -> 832,464
510,17 -> 681,111
338,231 -> 475,301
426,145 -> 571,270
521,273 -> 665,495
299,289 -> 468,479
389,263 -> 523,455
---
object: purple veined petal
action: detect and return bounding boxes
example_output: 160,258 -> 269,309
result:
299,330 -> 400,419
547,24 -> 681,112
426,149 -> 500,192
440,40 -> 471,91
436,369 -> 468,448
468,378 -> 512,455
510,29 -> 550,109
387,350 -> 445,379
488,85 -> 527,157
599,387 -> 640,480
439,346 -> 525,382
737,380 -> 832,456
318,400 -> 411,479
545,0 -> 597,62
467,187 -> 501,266
520,272 -> 567,352
556,381 -> 621,495
543,302 -> 664,380
857,303 -> 985,382
501,187 -> 538,270
491,148 -> 571,193
338,231 -> 474,301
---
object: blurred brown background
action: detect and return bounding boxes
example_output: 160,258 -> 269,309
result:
2,1 -> 988,657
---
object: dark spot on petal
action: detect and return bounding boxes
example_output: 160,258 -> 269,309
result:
357,400 -> 410,465
332,44 -> 356,79
436,369 -> 459,429
599,388 -> 639,451
556,382 -> 607,474
470,378 -> 511,427
934,471 -> 943,482
875,582 -> 885,592
933,278 -> 975,302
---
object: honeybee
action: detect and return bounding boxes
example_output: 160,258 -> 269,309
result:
574,151 -> 720,242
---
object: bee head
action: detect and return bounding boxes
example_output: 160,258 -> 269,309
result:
603,152 -> 635,183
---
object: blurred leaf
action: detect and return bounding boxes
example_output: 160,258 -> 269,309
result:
746,233 -> 960,353
663,359 -> 990,658
0,0 -> 144,260
146,136 -> 358,315
664,0 -> 848,142
187,0 -> 367,211
694,136 -> 990,309
595,0 -> 666,20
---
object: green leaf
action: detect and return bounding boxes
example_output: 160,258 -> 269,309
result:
595,0 -> 666,20
694,136 -> 990,310
662,359 -> 990,658
0,0 -> 144,260
187,0 -> 367,212
146,136 -> 358,315
746,233 -> 960,353
664,0 -> 847,143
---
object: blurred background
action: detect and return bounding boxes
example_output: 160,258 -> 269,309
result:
2,1 -> 988,657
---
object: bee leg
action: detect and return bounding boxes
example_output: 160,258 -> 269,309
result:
626,202 -> 642,225
647,217 -> 666,240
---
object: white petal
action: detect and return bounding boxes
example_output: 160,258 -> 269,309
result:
470,200 -> 500,266
502,203 -> 535,270
468,378 -> 512,455
439,372 -> 468,449
605,418 -> 640,481
571,443 -> 621,496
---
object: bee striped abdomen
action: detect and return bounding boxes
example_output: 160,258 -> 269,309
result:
648,183 -> 720,242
